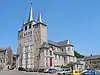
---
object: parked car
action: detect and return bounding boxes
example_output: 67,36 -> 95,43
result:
26,68 -> 34,72
33,68 -> 38,72
82,70 -> 100,75
38,68 -> 44,73
18,67 -> 26,71
44,68 -> 57,73
57,68 -> 72,75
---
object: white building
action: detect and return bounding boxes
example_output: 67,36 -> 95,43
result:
17,3 -> 85,70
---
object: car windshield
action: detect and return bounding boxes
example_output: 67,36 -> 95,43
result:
65,69 -> 71,71
48,69 -> 52,70
62,68 -> 71,71
48,68 -> 56,71
75,71 -> 78,73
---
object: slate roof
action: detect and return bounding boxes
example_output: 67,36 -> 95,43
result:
84,55 -> 100,60
0,46 -> 11,52
48,40 -> 59,47
68,62 -> 83,65
53,51 -> 75,57
53,51 -> 68,56
48,40 -> 74,47
57,40 -> 69,45
0,48 -> 7,52
41,42 -> 49,49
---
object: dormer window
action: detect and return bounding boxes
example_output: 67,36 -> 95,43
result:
25,26 -> 27,31
68,47 -> 70,51
29,24 -> 31,29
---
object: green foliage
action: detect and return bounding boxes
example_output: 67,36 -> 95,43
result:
61,65 -> 70,68
54,65 -> 61,67
74,50 -> 85,58
54,65 -> 70,68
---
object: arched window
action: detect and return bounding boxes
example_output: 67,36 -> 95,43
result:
46,50 -> 48,55
29,24 -> 31,29
1,60 -> 2,63
64,57 -> 65,61
25,26 -> 27,30
68,47 -> 70,51
50,51 -> 52,56
62,49 -> 63,52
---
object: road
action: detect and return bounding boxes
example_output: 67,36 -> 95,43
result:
0,70 -> 56,75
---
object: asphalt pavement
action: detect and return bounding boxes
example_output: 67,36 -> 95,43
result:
0,70 -> 56,75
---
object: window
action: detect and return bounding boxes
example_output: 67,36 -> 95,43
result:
29,24 -> 31,29
46,50 -> 48,55
28,32 -> 30,34
1,60 -> 2,63
68,47 -> 70,51
46,62 -> 48,66
65,68 -> 71,71
75,71 -> 78,73
59,56 -> 60,60
25,26 -> 27,30
50,51 -> 52,56
35,39 -> 36,42
97,61 -> 99,63
30,31 -> 32,34
62,49 -> 63,52
20,36 -> 21,38
46,57 -> 48,61
55,55 -> 56,59
64,57 -> 65,61
26,32 -> 27,35
24,33 -> 25,36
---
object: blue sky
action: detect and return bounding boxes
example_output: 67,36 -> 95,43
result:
0,0 -> 100,56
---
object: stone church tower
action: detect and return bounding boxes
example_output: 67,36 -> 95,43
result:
17,0 -> 82,71
17,2 -> 47,69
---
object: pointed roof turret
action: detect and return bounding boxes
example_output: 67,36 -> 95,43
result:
66,40 -> 70,44
37,12 -> 43,23
28,0 -> 33,22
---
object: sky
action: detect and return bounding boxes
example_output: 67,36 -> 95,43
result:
0,0 -> 100,56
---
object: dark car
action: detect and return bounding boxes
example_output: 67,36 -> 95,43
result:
18,67 -> 26,71
33,68 -> 38,72
26,68 -> 34,72
82,70 -> 100,75
38,68 -> 44,73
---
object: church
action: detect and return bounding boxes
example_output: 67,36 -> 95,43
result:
17,2 -> 85,71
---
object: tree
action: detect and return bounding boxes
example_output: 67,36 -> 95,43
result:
74,50 -> 85,58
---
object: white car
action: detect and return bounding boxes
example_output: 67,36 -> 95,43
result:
57,68 -> 72,75
44,68 -> 57,73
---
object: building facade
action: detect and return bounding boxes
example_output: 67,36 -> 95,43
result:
17,29 -> 23,68
17,5 -> 85,70
84,55 -> 100,70
0,46 -> 13,69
